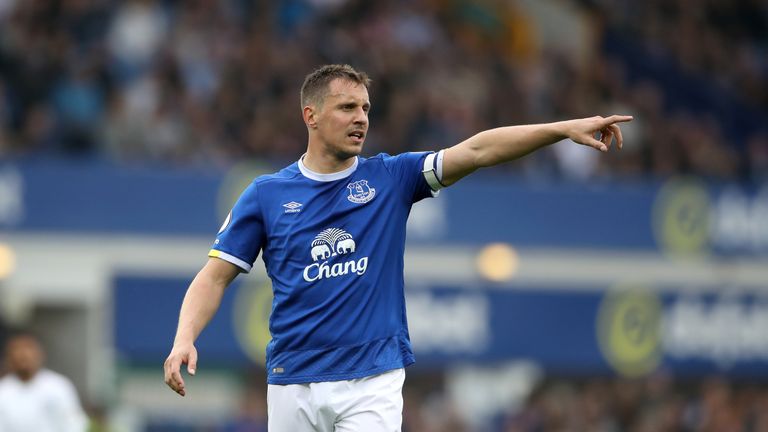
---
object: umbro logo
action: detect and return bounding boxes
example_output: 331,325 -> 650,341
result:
283,201 -> 302,213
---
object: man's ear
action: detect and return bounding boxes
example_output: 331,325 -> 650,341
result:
303,105 -> 318,129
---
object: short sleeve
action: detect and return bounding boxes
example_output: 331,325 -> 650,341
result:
209,181 -> 265,272
381,152 -> 439,204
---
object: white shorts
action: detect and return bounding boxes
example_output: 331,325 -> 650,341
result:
267,368 -> 405,432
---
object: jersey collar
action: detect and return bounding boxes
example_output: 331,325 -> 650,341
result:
298,155 -> 358,182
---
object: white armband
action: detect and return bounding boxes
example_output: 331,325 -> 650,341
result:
422,150 -> 446,191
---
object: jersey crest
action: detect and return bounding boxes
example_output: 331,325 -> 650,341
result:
347,180 -> 376,204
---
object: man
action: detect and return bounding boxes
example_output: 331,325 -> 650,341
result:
164,64 -> 632,431
0,330 -> 88,432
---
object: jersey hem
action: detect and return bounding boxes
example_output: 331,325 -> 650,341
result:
266,360 -> 414,385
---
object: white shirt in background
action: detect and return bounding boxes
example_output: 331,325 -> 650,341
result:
0,369 -> 88,432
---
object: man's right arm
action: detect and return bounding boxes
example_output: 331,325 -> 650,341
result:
440,115 -> 633,186
163,257 -> 240,396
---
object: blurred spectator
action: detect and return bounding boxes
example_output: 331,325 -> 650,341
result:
747,132 -> 768,182
107,0 -> 167,82
0,329 -> 88,432
499,373 -> 768,432
403,372 -> 469,432
0,0 -> 765,177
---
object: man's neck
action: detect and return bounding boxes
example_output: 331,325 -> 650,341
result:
302,148 -> 356,174
14,370 -> 37,382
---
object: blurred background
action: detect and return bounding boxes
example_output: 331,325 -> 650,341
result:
0,0 -> 767,430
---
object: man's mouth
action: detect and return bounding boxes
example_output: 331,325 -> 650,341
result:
348,131 -> 365,142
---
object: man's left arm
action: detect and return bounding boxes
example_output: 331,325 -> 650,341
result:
440,115 -> 633,186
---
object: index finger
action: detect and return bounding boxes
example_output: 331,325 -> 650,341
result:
602,115 -> 633,126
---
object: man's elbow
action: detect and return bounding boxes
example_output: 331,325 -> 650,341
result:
466,131 -> 501,168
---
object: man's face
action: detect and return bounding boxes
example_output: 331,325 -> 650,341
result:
4,336 -> 44,381
311,79 -> 370,160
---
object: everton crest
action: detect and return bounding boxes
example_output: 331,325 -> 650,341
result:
347,180 -> 376,204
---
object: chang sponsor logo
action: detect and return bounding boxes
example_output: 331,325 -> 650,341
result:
303,228 -> 368,282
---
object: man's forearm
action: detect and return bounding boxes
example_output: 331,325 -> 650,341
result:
173,271 -> 228,345
165,259 -> 239,395
441,121 -> 569,185
465,122 -> 568,168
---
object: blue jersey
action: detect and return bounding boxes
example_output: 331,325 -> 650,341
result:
209,152 -> 438,384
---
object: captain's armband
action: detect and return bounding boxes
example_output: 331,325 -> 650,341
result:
421,150 -> 445,191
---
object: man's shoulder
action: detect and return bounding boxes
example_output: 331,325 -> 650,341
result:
361,153 -> 391,163
0,373 -> 13,390
361,152 -> 431,175
358,153 -> 394,169
35,369 -> 76,389
252,162 -> 302,187
363,152 -> 430,163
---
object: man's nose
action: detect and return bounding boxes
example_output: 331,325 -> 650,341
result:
354,108 -> 368,124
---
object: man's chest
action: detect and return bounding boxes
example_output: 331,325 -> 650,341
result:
260,175 -> 402,261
